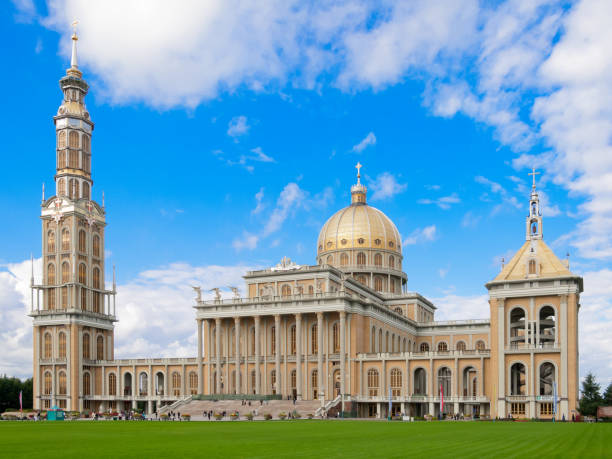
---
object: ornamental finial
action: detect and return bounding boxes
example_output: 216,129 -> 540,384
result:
528,167 -> 540,189
355,162 -> 362,184
67,20 -> 82,77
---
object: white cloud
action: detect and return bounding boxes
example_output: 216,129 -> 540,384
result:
263,182 -> 305,236
232,232 -> 259,251
431,293 -> 490,321
351,132 -> 376,153
475,175 -> 522,213
461,211 -> 481,228
403,225 -> 437,246
418,193 -> 460,210
250,147 -> 275,163
227,115 -> 249,138
367,172 -> 407,201
251,187 -> 265,215
11,0 -> 36,23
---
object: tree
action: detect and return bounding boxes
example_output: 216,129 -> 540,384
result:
603,382 -> 612,406
0,375 -> 33,412
579,372 -> 602,416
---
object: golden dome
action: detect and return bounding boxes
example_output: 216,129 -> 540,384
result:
317,199 -> 402,255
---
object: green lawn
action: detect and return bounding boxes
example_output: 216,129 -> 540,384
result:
1,420 -> 610,458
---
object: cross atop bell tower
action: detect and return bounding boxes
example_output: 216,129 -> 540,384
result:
351,162 -> 367,205
526,168 -> 543,240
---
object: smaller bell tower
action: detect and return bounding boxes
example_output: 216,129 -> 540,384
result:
526,168 -> 543,240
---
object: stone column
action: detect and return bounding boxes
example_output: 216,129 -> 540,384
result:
296,313 -> 302,400
235,317 -> 241,395
254,316 -> 261,395
317,312 -> 324,401
215,318 -> 221,394
274,314 -> 281,396
339,311 -> 346,411
197,319 -> 203,394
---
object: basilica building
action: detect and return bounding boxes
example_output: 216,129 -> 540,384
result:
30,31 -> 583,420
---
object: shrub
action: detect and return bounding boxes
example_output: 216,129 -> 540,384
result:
160,414 -> 169,420
292,411 -> 301,419
278,412 -> 287,420
230,412 -> 239,420
307,413 -> 313,419
245,413 -> 254,421
214,413 -> 223,420
182,414 -> 191,421
264,413 -> 272,420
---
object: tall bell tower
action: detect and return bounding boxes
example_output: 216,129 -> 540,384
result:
31,24 -> 117,412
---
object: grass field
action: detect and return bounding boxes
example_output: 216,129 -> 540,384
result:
1,420 -> 611,458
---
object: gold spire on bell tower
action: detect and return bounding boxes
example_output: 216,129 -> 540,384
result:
66,20 -> 82,78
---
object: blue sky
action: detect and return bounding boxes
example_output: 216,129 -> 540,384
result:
1,0 -> 611,384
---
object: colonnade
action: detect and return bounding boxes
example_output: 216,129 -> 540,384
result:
196,311 -> 347,400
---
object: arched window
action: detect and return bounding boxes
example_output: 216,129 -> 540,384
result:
539,362 -> 555,395
391,333 -> 396,352
510,307 -> 526,347
281,284 -> 291,297
43,372 -> 52,395
69,150 -> 78,169
172,372 -> 181,396
475,340 -> 486,351
270,326 -> 276,355
47,231 -> 55,252
390,368 -> 402,396
83,372 -> 91,396
93,267 -> 100,313
291,369 -> 297,391
414,368 -> 427,395
340,253 -> 349,266
78,264 -> 87,284
61,228 -> 70,251
539,306 -> 556,346
229,327 -> 235,357
311,370 -> 318,399
139,372 -> 148,396
57,131 -> 66,149
108,373 -> 117,396
385,331 -> 389,353
47,263 -> 56,284
93,234 -> 100,257
367,369 -> 379,396
59,332 -> 66,359
438,367 -> 451,399
332,323 -> 340,353
378,329 -> 382,353
394,307 -> 403,315
61,262 -> 70,283
456,341 -> 466,352
528,259 -> 536,274
308,285 -> 314,295
437,341 -> 448,352
82,333 -> 90,360
356,252 -> 366,266
78,230 -> 86,252
326,255 -> 333,265
82,181 -> 90,200
43,333 -> 52,359
374,277 -> 383,292
96,335 -> 104,360
189,372 -> 198,395
249,327 -> 255,355
371,327 -> 376,353
124,373 -> 133,396
374,253 -> 382,266
58,371 -> 67,395
389,256 -> 395,269
271,370 -> 277,394
510,362 -> 526,395
82,134 -> 90,153
69,131 -> 79,148
311,323 -> 318,354
420,342 -> 430,353
290,325 -> 296,355
57,178 -> 66,196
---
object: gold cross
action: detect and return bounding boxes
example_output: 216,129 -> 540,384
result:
528,167 -> 540,188
355,162 -> 362,183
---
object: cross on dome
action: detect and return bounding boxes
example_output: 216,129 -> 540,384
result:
355,162 -> 362,184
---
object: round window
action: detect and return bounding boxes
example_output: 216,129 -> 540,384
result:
389,241 -> 394,248
358,238 -> 364,244
341,239 -> 347,245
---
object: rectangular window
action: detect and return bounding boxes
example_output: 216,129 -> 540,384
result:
540,403 -> 553,415
511,403 -> 526,416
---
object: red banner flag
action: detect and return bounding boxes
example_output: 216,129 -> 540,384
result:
19,390 -> 23,412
